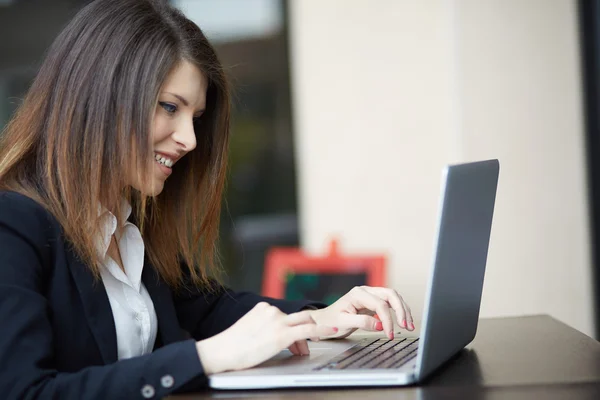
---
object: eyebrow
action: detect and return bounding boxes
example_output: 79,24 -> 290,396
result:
165,92 -> 189,106
164,92 -> 205,115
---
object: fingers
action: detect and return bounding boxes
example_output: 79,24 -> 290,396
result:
296,340 -> 310,355
289,339 -> 310,356
349,287 -> 396,339
254,304 -> 352,350
261,307 -> 334,347
285,311 -> 323,341
401,298 -> 414,329
284,310 -> 316,327
289,324 -> 338,343
363,287 -> 414,331
331,312 -> 382,332
288,342 -> 301,355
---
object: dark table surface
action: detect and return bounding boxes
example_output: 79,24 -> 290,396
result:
172,315 -> 600,399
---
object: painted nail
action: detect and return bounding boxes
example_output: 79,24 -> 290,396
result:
333,327 -> 339,332
375,321 -> 384,331
410,322 -> 415,330
388,331 -> 394,340
401,319 -> 407,328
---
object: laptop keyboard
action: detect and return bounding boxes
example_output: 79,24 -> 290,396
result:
314,338 -> 419,370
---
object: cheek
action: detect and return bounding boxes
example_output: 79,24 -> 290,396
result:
152,114 -> 172,145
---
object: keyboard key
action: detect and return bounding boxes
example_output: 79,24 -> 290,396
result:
314,338 -> 420,370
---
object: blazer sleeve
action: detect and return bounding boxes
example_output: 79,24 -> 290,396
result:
0,193 -> 206,400
173,277 -> 327,341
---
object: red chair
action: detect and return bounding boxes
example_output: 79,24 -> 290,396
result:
262,239 -> 387,302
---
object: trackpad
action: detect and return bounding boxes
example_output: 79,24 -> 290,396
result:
257,350 -> 327,368
256,341 -> 357,369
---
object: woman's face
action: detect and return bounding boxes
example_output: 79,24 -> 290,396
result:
131,60 -> 207,196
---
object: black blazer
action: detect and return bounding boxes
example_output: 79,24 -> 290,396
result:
0,191 -> 322,399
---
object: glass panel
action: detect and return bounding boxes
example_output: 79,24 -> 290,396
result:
0,0 -> 298,294
0,0 -> 83,129
174,0 -> 298,292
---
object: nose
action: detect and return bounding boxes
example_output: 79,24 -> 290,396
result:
171,118 -> 197,152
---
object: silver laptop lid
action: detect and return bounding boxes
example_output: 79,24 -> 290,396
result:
414,159 -> 499,380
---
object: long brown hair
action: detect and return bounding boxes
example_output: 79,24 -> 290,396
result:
0,0 -> 230,288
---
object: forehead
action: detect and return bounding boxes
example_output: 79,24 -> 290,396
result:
161,61 -> 208,108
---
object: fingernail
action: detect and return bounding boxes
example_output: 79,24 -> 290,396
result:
401,319 -> 407,328
375,321 -> 384,331
410,322 -> 415,330
332,327 -> 339,332
388,331 -> 394,340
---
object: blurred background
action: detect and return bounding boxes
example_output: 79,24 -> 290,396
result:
1,0 -> 599,340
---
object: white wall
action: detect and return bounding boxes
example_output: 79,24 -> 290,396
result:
289,0 -> 595,337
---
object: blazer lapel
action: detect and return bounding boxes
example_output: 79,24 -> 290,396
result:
66,251 -> 118,365
141,259 -> 185,346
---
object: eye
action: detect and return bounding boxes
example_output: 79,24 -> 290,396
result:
159,102 -> 177,114
193,115 -> 202,125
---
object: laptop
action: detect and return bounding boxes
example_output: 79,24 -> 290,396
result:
210,159 -> 500,389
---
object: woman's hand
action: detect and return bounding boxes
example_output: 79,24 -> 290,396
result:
195,302 -> 338,374
308,286 -> 414,340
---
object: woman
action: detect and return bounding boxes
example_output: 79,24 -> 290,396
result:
0,0 -> 414,398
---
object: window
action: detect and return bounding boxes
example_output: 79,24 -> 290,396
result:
174,0 -> 298,291
0,0 -> 299,292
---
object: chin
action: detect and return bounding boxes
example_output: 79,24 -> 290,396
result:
131,182 -> 164,197
145,184 -> 164,197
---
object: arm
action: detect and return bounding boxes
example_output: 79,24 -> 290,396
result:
174,280 -> 326,341
0,193 -> 206,399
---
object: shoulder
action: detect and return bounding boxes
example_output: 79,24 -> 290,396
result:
0,190 -> 47,210
0,190 -> 55,222
0,190 -> 60,249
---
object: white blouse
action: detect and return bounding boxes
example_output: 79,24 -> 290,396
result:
96,199 -> 158,360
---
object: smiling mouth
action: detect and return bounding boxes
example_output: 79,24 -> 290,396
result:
154,152 -> 174,168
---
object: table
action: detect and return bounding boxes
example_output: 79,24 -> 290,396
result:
172,315 -> 600,399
